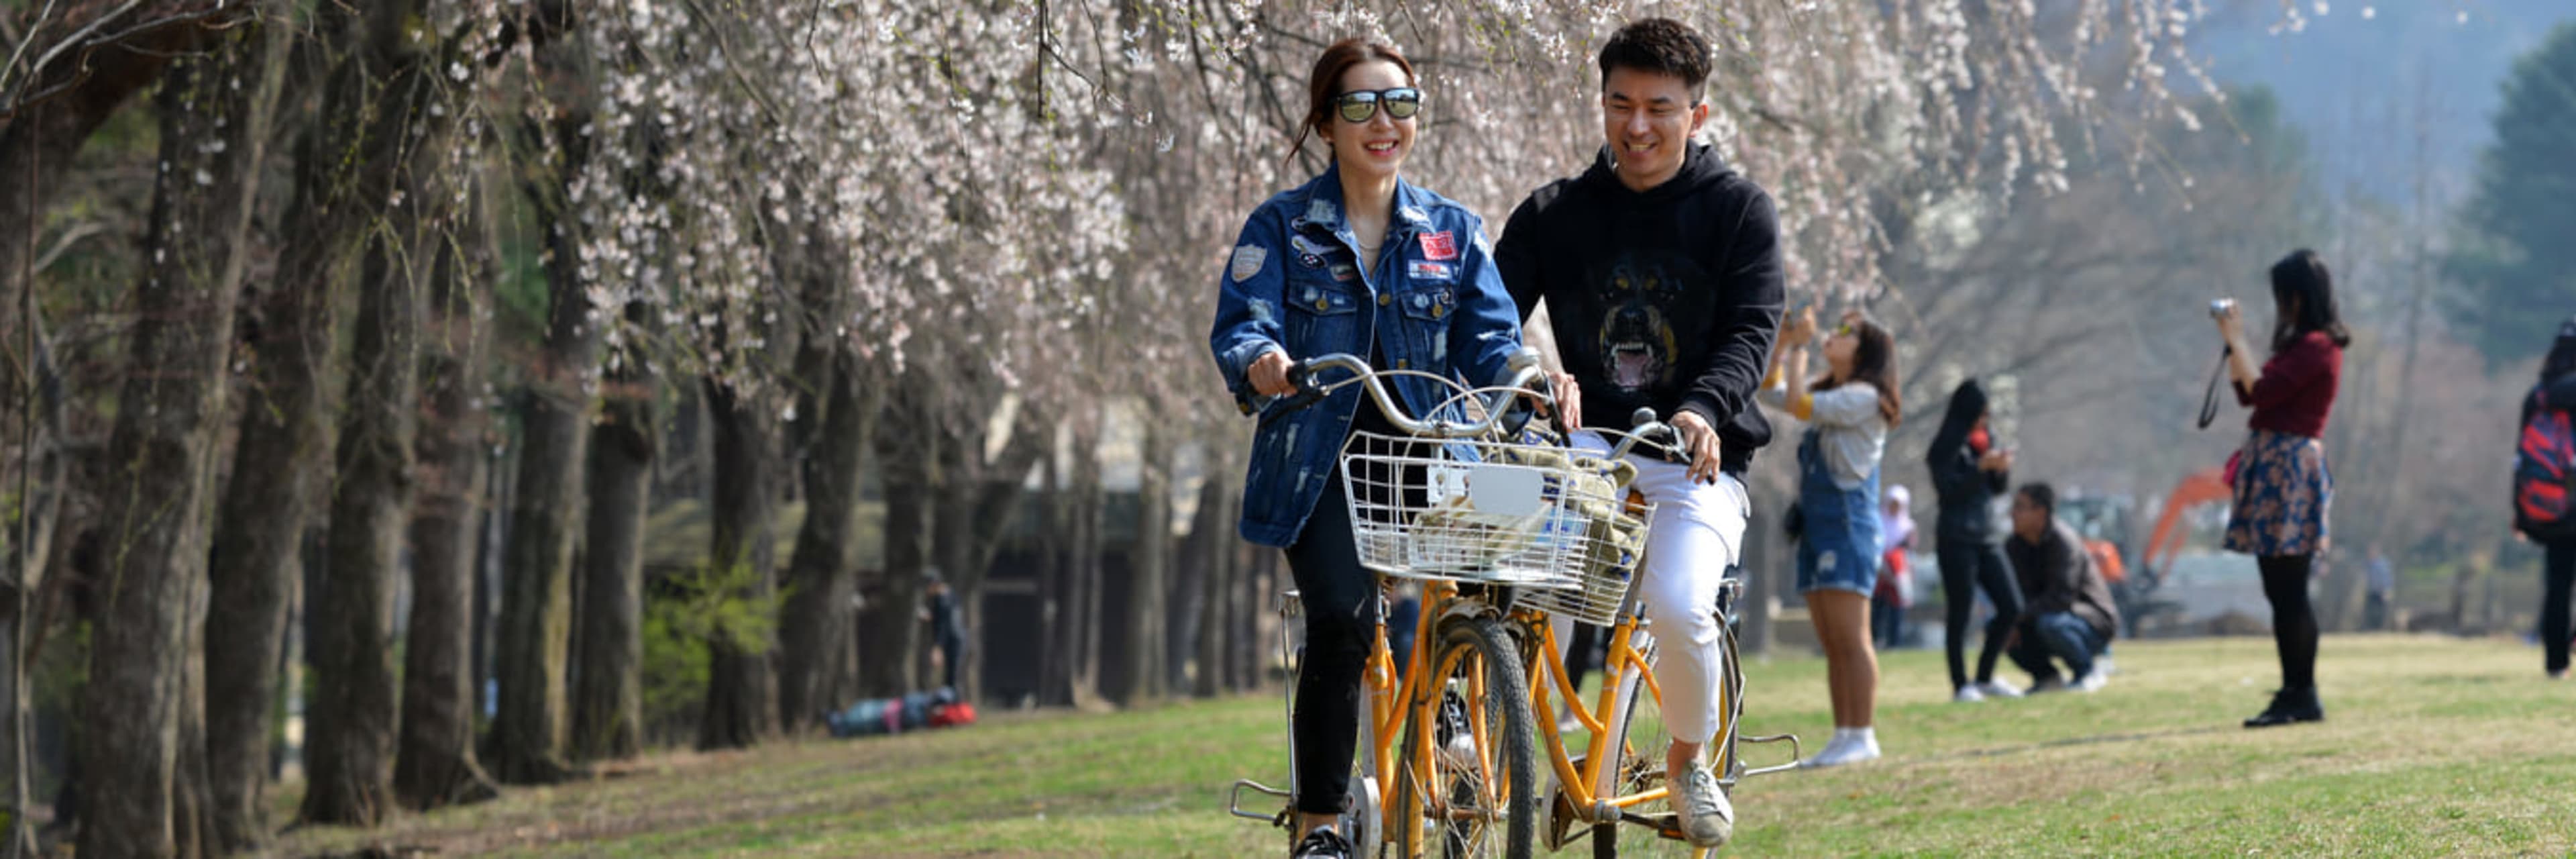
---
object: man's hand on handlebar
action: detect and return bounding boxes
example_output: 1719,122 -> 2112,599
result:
1248,349 -> 1296,398
1672,409 -> 1725,485
1543,370 -> 1582,430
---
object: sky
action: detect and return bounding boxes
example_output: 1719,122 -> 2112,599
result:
2188,0 -> 2575,213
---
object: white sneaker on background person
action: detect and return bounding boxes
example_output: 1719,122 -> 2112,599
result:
1801,727 -> 1880,768
2074,670 -> 2110,693
1951,685 -> 1986,703
1973,680 -> 2024,699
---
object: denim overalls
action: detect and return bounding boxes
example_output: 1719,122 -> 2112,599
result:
1796,427 -> 1884,596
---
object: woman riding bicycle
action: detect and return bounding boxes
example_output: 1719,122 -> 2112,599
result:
1208,38 -> 1525,859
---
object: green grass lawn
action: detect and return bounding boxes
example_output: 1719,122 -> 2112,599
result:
278,634 -> 2576,856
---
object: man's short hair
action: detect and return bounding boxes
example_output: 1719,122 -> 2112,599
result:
2017,483 -> 2057,515
1598,17 -> 1712,95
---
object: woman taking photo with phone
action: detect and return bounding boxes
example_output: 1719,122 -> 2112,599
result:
1206,38 -> 1525,859
1759,307 -> 1900,766
2212,249 -> 2349,727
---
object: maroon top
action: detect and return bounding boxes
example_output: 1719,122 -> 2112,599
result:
2234,331 -> 2342,438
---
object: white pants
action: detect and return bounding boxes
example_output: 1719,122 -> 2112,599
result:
1562,430 -> 1749,745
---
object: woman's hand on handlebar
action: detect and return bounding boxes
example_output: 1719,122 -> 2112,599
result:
1248,349 -> 1296,398
1544,370 -> 1582,430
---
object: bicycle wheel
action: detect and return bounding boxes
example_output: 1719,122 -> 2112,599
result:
1592,621 -> 1740,857
1391,615 -> 1537,858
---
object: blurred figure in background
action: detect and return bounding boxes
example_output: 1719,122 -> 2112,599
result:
1927,379 -> 2025,703
1874,485 -> 1917,648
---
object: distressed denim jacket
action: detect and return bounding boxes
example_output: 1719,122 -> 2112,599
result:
1209,164 -> 1524,548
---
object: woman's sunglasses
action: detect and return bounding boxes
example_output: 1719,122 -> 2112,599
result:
1335,87 -> 1422,123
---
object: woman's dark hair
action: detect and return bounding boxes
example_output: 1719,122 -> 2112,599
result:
1816,315 -> 1902,425
2542,317 -> 2576,385
1598,17 -> 1712,95
2268,249 -> 2352,354
1287,38 -> 1415,162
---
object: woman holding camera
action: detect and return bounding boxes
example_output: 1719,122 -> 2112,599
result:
2212,249 -> 2349,728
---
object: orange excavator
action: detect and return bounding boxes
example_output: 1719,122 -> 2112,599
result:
2116,466 -> 2235,636
2140,467 -> 2235,580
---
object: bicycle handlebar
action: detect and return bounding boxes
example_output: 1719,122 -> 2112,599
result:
1257,350 -> 1686,461
1279,348 -> 1546,440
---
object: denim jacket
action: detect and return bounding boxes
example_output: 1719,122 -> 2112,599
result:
1209,164 -> 1524,548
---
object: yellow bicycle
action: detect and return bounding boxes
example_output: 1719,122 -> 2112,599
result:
1228,352 -> 1798,857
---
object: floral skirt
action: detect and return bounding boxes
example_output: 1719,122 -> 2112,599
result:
2224,430 -> 2332,556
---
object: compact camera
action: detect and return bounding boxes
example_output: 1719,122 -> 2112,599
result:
2208,298 -> 2237,319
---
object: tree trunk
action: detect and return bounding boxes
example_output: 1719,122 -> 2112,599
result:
1189,462 -> 1235,698
697,379 -> 782,750
76,7 -> 282,852
1036,439 -> 1069,707
569,359 -> 653,762
1172,452 -> 1227,693
777,352 -> 873,731
859,409 -> 932,699
489,5 -> 598,783
1071,411 -> 1107,705
1120,421 -> 1172,707
394,177 -> 501,811
302,174 -> 433,830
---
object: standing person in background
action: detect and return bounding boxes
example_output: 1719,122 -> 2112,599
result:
1759,307 -> 1900,768
2363,546 -> 2395,632
2514,316 -> 2576,680
920,572 -> 965,691
1874,485 -> 1918,648
2212,249 -> 2350,727
1926,379 -> 2025,702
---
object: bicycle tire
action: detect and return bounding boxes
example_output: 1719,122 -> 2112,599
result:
1391,615 -> 1538,858
1593,620 -> 1741,856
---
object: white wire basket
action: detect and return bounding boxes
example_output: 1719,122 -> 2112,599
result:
1338,430 -> 1654,626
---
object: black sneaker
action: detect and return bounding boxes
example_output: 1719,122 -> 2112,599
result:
1291,826 -> 1354,858
2243,686 -> 2324,728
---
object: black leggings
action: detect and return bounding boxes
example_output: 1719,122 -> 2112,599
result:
1286,476 -> 1379,817
2544,540 -> 2576,674
2257,554 -> 2318,689
1939,538 -> 2023,690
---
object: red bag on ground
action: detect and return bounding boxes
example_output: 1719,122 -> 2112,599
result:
929,701 -> 978,728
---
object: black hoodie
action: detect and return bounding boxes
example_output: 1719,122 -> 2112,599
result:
1497,143 -> 1784,474
1927,378 -> 2009,544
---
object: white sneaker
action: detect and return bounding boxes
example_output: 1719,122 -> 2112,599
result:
1974,680 -> 2025,699
1801,731 -> 1880,768
1951,685 -> 1986,703
1672,762 -> 1734,848
2074,670 -> 2109,693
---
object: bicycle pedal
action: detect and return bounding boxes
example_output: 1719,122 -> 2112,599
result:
1622,809 -> 1688,842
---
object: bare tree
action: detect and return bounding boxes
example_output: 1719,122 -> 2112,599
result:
75,2 -> 286,852
488,0 -> 597,785
394,173 -> 502,811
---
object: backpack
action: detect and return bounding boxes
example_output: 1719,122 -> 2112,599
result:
2515,386 -> 2576,540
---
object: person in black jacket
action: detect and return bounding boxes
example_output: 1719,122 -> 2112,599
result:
2520,316 -> 2576,680
1925,379 -> 2025,701
1495,17 -> 1782,849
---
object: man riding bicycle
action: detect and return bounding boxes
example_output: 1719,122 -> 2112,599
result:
1495,17 -> 1786,850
